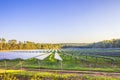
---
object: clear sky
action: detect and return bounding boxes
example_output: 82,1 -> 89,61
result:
0,0 -> 120,43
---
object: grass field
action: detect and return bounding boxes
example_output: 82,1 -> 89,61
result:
0,48 -> 120,79
0,69 -> 120,80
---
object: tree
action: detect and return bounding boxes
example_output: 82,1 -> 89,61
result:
0,38 -> 62,50
18,41 -> 23,49
8,39 -> 17,49
0,38 -> 6,50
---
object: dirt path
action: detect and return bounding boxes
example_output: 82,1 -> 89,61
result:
25,69 -> 120,78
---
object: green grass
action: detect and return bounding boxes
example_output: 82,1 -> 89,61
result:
0,56 -> 120,73
0,49 -> 120,73
0,70 -> 77,80
81,75 -> 120,80
0,70 -> 120,80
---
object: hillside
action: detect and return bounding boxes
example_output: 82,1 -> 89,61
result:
62,39 -> 120,48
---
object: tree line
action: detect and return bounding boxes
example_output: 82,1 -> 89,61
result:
90,39 -> 120,48
0,38 -> 61,50
62,39 -> 120,48
1,38 -> 120,50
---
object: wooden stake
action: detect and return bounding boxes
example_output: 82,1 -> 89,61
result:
38,60 -> 40,71
4,60 -> 7,73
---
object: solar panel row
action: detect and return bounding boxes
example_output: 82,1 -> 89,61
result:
0,51 -> 62,61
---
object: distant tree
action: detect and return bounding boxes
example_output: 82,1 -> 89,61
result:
8,39 -> 17,44
0,38 -> 6,50
35,43 -> 41,49
8,39 -> 17,49
0,38 -> 62,50
91,39 -> 120,48
18,41 -> 23,49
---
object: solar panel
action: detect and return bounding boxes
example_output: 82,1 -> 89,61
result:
35,53 -> 52,60
54,53 -> 62,61
0,52 -> 47,60
0,50 -> 62,61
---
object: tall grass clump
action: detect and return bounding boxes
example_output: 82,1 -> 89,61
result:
0,73 -> 19,80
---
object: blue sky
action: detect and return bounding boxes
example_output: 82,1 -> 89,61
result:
0,0 -> 120,43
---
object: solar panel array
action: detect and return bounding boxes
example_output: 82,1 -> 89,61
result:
0,50 -> 62,61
